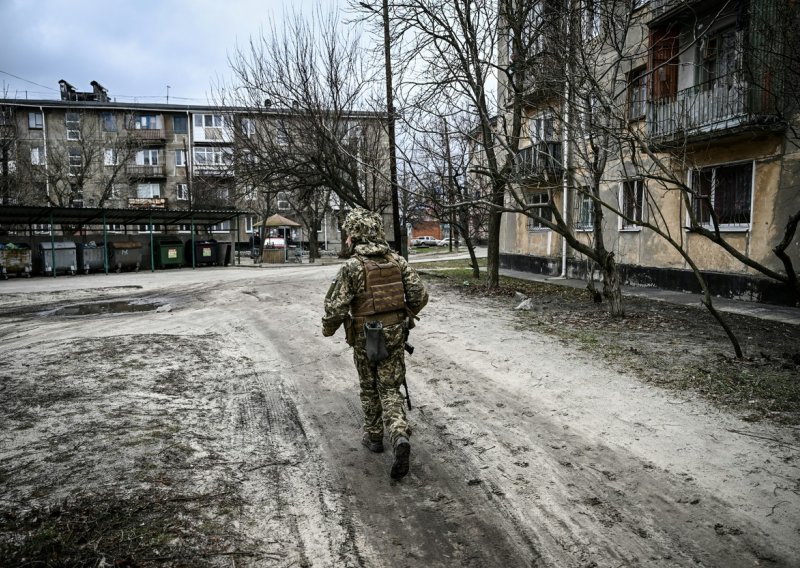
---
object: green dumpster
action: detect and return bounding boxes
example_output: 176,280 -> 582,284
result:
155,237 -> 184,269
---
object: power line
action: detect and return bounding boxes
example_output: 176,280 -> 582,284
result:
0,69 -> 57,92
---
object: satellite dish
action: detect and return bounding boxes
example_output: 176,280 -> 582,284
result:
264,99 -> 272,107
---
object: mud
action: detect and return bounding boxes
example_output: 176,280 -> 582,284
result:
0,265 -> 798,567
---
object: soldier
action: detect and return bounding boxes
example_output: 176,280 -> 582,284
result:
322,208 -> 428,480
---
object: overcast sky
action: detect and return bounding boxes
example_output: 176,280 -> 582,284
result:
0,0 -> 340,104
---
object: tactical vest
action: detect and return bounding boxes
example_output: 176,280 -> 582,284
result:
351,255 -> 406,328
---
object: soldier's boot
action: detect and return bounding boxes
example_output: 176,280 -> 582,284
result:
390,436 -> 411,480
362,434 -> 384,453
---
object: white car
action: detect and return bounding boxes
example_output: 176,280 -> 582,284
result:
411,236 -> 437,247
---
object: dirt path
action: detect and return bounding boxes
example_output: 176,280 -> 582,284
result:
1,265 -> 798,567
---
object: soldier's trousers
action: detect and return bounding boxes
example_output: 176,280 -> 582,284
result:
352,325 -> 409,445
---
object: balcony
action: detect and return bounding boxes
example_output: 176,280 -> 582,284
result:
129,128 -> 166,142
514,142 -> 563,181
646,78 -> 779,145
193,164 -> 233,177
127,197 -> 167,210
126,164 -> 165,178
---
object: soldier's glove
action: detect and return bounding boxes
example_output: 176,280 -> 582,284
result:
322,321 -> 339,337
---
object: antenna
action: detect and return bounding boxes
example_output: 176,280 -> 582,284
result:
166,85 -> 170,104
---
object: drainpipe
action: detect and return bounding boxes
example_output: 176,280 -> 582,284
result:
558,13 -> 571,279
41,106 -> 49,198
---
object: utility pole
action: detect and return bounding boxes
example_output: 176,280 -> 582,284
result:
358,0 -> 403,256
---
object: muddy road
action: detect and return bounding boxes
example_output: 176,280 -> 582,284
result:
1,265 -> 798,567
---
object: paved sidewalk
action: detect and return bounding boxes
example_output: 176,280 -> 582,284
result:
500,268 -> 800,326
407,247 -> 799,326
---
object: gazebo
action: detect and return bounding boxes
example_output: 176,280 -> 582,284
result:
255,214 -> 302,263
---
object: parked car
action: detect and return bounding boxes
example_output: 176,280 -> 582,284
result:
411,235 -> 437,247
435,238 -> 458,247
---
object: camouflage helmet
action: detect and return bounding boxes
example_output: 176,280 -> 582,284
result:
342,208 -> 386,242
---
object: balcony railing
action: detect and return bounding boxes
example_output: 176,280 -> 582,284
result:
647,77 -> 773,141
126,164 -> 165,178
194,164 -> 233,177
514,142 -> 563,180
129,128 -> 166,141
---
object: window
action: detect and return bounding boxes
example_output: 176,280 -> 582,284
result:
106,223 -> 124,233
583,0 -> 601,39
136,149 -> 159,166
103,148 -> 119,166
137,224 -> 163,233
276,120 -> 289,145
526,192 -> 551,230
194,114 -> 224,128
699,26 -> 739,87
193,147 -> 231,166
173,115 -> 188,134
175,149 -> 186,167
244,215 -> 255,233
691,162 -> 753,228
576,190 -> 594,231
621,180 -> 644,230
137,183 -> 161,198
628,67 -> 648,120
0,107 -> 12,126
242,118 -> 255,137
134,114 -> 159,130
65,112 -> 80,140
210,220 -> 231,232
28,112 -> 43,129
30,146 -> 44,166
69,148 -> 82,175
70,188 -> 84,208
277,192 -> 290,211
177,183 -> 189,201
177,224 -> 192,233
101,112 -> 117,132
110,184 -> 125,199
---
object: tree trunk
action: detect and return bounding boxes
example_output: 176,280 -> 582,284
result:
485,206 -> 502,288
308,224 -> 319,264
465,238 -> 480,279
601,253 -> 624,318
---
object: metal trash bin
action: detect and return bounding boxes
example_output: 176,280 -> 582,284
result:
185,239 -> 218,267
76,243 -> 108,274
155,237 -> 184,269
216,241 -> 232,266
0,243 -> 33,279
39,241 -> 78,276
108,241 -> 143,273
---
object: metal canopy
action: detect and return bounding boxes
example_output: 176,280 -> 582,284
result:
0,205 -> 245,228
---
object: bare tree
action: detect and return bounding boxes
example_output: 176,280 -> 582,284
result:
217,8 -> 393,253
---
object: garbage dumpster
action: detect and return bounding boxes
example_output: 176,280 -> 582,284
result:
76,242 -> 108,274
155,237 -> 184,269
0,243 -> 33,279
108,241 -> 143,273
216,241 -> 232,266
185,239 -> 218,267
39,241 -> 77,276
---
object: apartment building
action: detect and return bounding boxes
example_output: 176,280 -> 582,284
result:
498,0 -> 800,304
0,81 -> 391,251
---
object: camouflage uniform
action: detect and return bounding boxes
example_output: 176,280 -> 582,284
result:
322,209 -> 428,456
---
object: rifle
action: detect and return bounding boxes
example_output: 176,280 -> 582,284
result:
402,329 -> 414,410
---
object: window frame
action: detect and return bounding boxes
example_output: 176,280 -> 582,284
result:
176,183 -> 189,201
619,179 -> 645,231
101,112 -> 117,132
28,111 -> 43,129
526,191 -> 551,231
68,148 -> 82,175
137,182 -> 161,199
688,160 -> 754,231
65,112 -> 80,140
576,190 -> 594,232
173,115 -> 188,134
627,67 -> 648,121
175,149 -> 186,167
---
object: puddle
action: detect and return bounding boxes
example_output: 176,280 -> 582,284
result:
49,300 -> 165,316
